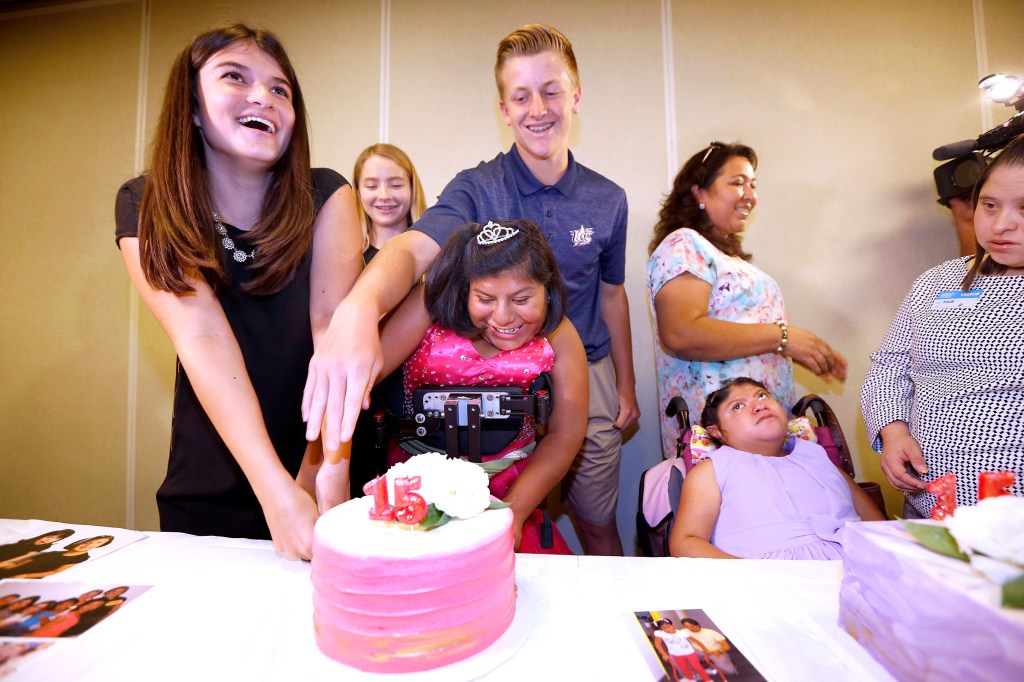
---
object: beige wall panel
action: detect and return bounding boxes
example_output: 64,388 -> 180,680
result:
981,0 -> 1024,127
0,1 -> 142,523
670,0 -> 983,515
127,0 -> 380,529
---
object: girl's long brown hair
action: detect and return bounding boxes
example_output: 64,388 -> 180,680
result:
138,23 -> 313,295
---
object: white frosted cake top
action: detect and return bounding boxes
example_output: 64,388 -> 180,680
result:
314,495 -> 513,559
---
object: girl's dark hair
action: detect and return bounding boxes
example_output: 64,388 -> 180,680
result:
962,133 -> 1024,290
138,23 -> 314,295
424,220 -> 567,338
65,535 -> 115,551
649,141 -> 758,259
700,376 -> 771,445
29,529 -> 75,542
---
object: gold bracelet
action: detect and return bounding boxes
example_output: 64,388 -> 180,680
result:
773,321 -> 788,354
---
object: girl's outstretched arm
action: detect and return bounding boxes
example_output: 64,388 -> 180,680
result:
121,238 -> 317,560
308,185 -> 364,505
669,460 -> 737,558
377,283 -> 431,381
503,318 -> 589,548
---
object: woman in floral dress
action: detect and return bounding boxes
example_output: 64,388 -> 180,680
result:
647,142 -> 847,457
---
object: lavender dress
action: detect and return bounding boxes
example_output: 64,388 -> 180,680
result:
708,439 -> 859,559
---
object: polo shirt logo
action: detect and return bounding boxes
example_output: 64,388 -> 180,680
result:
570,225 -> 594,247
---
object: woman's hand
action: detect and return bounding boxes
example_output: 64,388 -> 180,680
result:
314,459 -> 351,514
263,481 -> 320,560
878,421 -> 929,493
783,326 -> 848,381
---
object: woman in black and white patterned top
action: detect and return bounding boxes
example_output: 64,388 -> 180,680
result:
862,134 -> 1024,517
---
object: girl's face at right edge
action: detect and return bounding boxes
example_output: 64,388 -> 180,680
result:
975,164 -> 1024,272
468,268 -> 547,354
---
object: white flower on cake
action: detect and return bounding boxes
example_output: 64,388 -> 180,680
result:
431,457 -> 491,519
946,496 -> 1024,583
381,452 -> 493,521
384,452 -> 450,507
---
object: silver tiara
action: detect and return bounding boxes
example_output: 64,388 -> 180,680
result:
476,221 -> 520,246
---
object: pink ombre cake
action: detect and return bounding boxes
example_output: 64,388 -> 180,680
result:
311,495 -> 517,673
839,521 -> 1024,681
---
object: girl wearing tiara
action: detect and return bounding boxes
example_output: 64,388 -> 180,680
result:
378,219 -> 589,548
114,24 -> 362,558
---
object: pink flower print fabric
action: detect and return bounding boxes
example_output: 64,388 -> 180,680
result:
646,228 -> 795,458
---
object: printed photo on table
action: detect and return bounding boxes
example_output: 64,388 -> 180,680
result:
634,608 -> 765,682
0,581 -> 152,640
0,640 -> 52,677
0,521 -> 146,580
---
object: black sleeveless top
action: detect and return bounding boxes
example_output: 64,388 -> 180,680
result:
115,169 -> 347,539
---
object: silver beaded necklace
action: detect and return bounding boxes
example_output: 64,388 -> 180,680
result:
212,210 -> 256,263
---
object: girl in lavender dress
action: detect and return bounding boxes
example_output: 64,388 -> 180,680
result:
670,378 -> 883,559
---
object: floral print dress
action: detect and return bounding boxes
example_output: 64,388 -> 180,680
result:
647,228 -> 795,458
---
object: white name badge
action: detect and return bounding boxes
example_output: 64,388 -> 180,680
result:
932,289 -> 983,310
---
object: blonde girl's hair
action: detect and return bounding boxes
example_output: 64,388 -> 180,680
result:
352,143 -> 426,253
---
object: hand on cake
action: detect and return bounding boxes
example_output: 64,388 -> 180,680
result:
264,480 -> 319,560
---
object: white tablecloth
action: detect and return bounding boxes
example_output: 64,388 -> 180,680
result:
1,519 -> 895,681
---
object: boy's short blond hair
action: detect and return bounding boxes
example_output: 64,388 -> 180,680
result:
494,24 -> 579,97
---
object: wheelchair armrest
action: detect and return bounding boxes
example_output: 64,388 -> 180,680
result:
499,390 -> 551,425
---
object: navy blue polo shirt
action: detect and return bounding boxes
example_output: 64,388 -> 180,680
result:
413,145 -> 628,362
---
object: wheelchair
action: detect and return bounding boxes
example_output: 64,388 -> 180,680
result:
373,373 -> 571,553
637,393 -> 886,558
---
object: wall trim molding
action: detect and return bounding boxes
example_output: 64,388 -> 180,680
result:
125,0 -> 150,529
660,0 -> 678,185
972,0 -> 993,130
379,0 -> 391,142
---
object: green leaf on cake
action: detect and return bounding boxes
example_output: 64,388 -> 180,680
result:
487,500 -> 512,510
900,520 -> 969,561
417,504 -> 451,531
1003,573 -> 1024,609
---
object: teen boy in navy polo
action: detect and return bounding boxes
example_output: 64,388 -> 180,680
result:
304,24 -> 639,556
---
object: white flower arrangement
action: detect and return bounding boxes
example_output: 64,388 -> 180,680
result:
946,496 -> 1024,585
377,452 -> 504,529
903,494 -> 1024,608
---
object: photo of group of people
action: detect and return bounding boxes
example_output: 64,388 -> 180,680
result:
0,522 -> 144,581
0,581 -> 150,676
634,609 -> 765,682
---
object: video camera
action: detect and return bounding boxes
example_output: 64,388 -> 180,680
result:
932,73 -> 1024,207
